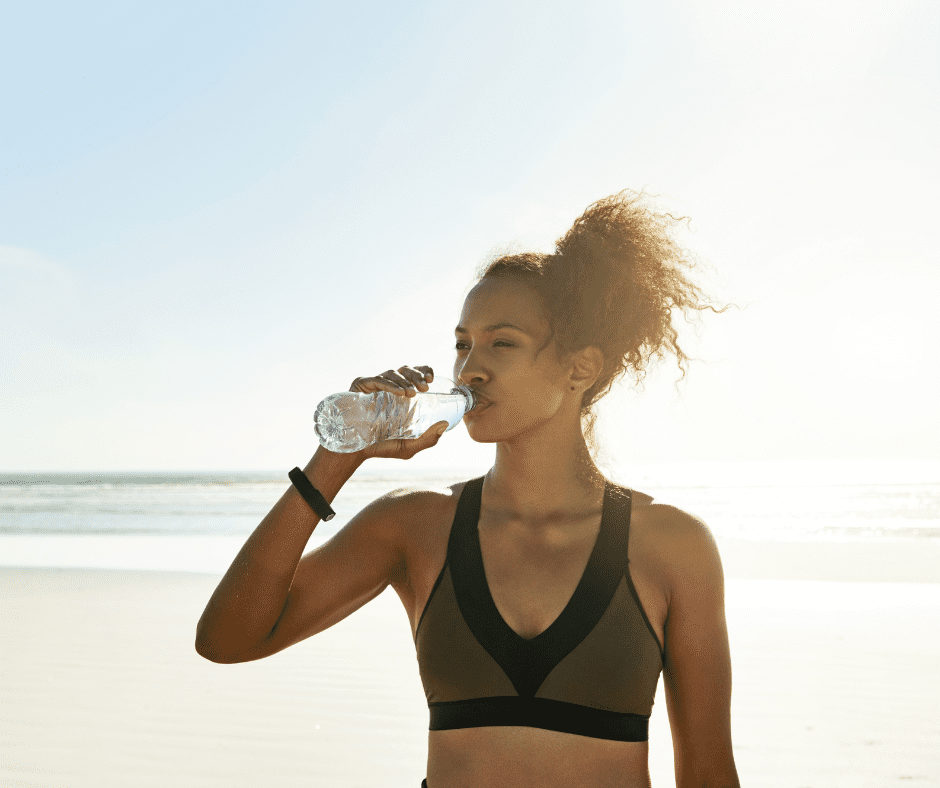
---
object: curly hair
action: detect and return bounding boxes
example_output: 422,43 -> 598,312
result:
474,189 -> 725,462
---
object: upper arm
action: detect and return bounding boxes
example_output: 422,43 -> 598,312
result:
233,487 -> 423,662
658,506 -> 740,787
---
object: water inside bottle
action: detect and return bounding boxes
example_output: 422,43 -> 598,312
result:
314,379 -> 476,453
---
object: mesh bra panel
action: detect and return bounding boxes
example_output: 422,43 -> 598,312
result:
535,577 -> 662,715
416,564 -> 518,702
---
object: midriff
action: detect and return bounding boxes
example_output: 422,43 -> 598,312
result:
428,727 -> 652,788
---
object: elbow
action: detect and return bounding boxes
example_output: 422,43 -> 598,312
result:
195,627 -> 272,664
195,641 -> 251,664
194,636 -> 235,663
195,642 -> 231,663
194,625 -> 243,664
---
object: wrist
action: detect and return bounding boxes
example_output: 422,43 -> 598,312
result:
302,445 -> 365,494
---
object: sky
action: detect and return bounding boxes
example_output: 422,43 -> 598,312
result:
2,0 -> 938,473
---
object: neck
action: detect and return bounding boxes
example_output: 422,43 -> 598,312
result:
483,416 -> 606,525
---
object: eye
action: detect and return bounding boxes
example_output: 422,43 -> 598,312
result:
454,340 -> 513,350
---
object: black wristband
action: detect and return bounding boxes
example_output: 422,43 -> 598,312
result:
288,467 -> 336,522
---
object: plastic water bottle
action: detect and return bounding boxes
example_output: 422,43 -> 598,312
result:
314,379 -> 478,453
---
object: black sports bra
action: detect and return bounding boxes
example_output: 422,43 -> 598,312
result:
414,476 -> 664,742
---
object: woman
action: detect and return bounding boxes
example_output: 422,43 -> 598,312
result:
196,190 -> 739,788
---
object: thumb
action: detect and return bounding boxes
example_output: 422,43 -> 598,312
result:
432,421 -> 449,439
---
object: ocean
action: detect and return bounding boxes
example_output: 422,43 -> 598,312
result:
1,460 -> 938,573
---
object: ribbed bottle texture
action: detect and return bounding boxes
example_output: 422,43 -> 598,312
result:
314,384 -> 476,453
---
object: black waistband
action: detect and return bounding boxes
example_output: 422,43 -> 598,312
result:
429,696 -> 650,742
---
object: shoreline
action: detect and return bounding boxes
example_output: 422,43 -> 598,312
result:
3,532 -> 940,583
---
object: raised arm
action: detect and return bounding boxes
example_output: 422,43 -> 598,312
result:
195,445 -> 365,663
195,363 -> 447,664
660,507 -> 740,788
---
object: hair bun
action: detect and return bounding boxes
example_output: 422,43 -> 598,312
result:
474,189 -> 725,458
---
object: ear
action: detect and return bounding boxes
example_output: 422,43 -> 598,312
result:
569,346 -> 604,391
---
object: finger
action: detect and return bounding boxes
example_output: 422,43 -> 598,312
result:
350,376 -> 385,393
382,369 -> 419,397
398,366 -> 430,391
350,375 -> 408,395
425,421 -> 449,442
349,376 -> 375,393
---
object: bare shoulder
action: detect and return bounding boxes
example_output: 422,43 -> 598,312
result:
630,501 -> 725,602
370,481 -> 463,524
366,480 -> 466,557
380,481 -> 464,506
355,481 -> 460,522
639,502 -> 717,546
391,478 -> 466,531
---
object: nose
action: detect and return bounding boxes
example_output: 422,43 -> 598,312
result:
455,353 -> 487,387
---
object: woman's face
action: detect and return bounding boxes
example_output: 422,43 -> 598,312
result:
453,277 -> 572,443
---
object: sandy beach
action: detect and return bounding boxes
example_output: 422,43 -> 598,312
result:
2,537 -> 939,787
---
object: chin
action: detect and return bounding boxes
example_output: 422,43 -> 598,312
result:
463,411 -> 530,445
463,424 -> 500,444
467,433 -> 502,445
463,414 -> 503,444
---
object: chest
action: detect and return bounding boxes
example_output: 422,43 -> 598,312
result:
476,514 -> 604,640
400,488 -> 668,650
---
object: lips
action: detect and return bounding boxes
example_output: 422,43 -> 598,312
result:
468,391 -> 492,411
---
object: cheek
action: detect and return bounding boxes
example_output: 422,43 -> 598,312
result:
523,386 -> 564,416
509,370 -> 565,417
